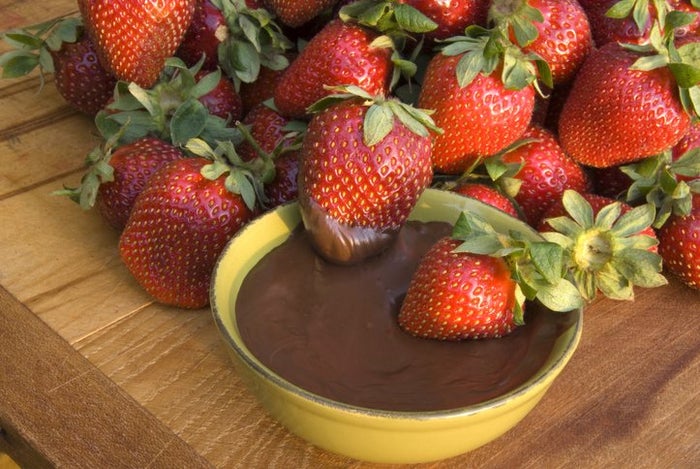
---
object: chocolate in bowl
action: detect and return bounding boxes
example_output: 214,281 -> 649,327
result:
236,221 -> 577,412
210,189 -> 582,464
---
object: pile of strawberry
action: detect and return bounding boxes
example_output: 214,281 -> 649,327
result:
2,0 -> 699,340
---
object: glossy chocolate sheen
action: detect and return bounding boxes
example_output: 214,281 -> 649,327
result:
236,221 -> 576,412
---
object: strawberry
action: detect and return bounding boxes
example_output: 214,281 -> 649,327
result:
399,190 -> 667,341
119,139 -> 270,308
398,236 -> 521,340
658,194 -> 700,289
558,41 -> 693,168
237,102 -> 297,161
194,70 -> 243,121
95,58 -> 241,147
396,0 -> 489,41
264,0 -> 339,28
238,60 -> 290,114
0,17 -> 116,116
176,0 -> 228,70
450,183 -> 520,219
489,0 -> 593,85
78,0 -> 197,88
298,87 -> 438,264
236,103 -> 305,208
273,19 -> 393,118
416,27 -> 547,174
578,0 -> 654,46
493,124 -> 590,227
56,133 -> 186,231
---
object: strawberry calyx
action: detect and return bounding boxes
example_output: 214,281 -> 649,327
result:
306,84 -> 441,147
540,190 -> 667,301
612,1 -> 700,117
95,57 -> 241,147
437,24 -> 552,93
487,0 -> 545,48
338,1 -> 439,90
0,15 -> 82,83
51,122 -> 127,209
185,138 -> 272,211
619,148 -> 700,227
210,0 -> 294,88
451,189 -> 668,314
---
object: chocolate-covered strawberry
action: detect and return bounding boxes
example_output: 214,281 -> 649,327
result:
298,86 -> 439,264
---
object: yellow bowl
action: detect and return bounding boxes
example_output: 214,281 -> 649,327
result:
210,188 -> 583,464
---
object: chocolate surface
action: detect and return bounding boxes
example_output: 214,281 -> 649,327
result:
236,221 -> 576,411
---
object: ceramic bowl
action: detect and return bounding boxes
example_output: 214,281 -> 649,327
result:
210,188 -> 583,464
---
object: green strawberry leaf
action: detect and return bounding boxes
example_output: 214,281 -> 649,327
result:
191,69 -> 222,99
529,241 -> 564,285
596,265 -> 635,301
672,147 -> 700,177
610,203 -> 655,237
535,278 -> 584,313
0,51 -> 39,78
562,190 -> 594,227
668,62 -> 700,88
453,235 -> 506,255
540,231 -> 575,250
170,99 -> 210,146
542,216 -> 583,238
594,201 -> 623,230
612,248 -> 667,288
364,103 -> 395,146
2,32 -> 43,50
393,3 -> 438,33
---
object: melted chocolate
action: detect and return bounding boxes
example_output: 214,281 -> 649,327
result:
236,221 -> 576,412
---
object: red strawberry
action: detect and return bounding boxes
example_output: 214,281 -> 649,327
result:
97,138 -> 186,230
399,236 -> 520,340
264,0 -> 338,28
489,0 -> 593,85
238,62 -> 289,115
273,19 -> 393,118
416,28 -> 541,174
238,103 -> 295,160
298,89 -> 437,264
673,121 -> 700,171
54,131 -> 186,231
264,152 -> 300,208
399,192 -> 667,340
558,42 -> 692,168
396,0 -> 489,41
0,17 -> 116,116
498,124 -> 590,226
578,0 -> 654,46
658,194 -> 700,289
176,0 -> 228,70
588,165 -> 633,199
78,0 -> 196,88
119,153 -> 259,308
237,103 -> 304,208
195,70 -> 243,122
450,183 -> 520,218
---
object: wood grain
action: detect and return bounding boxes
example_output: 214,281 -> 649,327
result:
0,286 -> 212,468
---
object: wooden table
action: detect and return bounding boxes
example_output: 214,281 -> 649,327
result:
1,2 -> 699,467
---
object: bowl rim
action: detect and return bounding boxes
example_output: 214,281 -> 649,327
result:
210,190 -> 584,421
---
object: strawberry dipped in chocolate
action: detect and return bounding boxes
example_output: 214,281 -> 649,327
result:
298,86 -> 440,265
